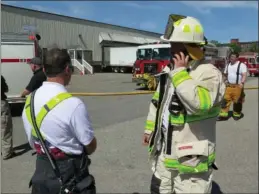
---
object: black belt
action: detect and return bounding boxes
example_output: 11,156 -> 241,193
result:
37,152 -> 85,161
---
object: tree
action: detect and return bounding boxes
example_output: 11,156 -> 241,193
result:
228,43 -> 241,53
249,42 -> 259,52
210,40 -> 221,46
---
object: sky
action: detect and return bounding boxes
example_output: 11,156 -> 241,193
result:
2,1 -> 259,43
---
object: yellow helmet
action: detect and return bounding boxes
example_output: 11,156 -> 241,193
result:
160,14 -> 206,44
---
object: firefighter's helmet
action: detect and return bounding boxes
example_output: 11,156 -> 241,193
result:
161,14 -> 207,60
160,14 -> 205,44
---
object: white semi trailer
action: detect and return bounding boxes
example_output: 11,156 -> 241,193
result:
1,32 -> 41,106
109,46 -> 138,73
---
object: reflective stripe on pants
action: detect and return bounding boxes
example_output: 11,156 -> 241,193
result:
150,144 -> 213,194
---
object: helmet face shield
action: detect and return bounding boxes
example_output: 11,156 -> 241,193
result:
163,14 -> 187,40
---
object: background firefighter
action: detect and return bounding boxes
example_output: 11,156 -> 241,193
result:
218,52 -> 247,121
142,14 -> 225,193
1,75 -> 16,160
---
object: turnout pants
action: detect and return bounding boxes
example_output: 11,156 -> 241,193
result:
31,154 -> 96,194
1,100 -> 13,158
150,145 -> 213,194
219,84 -> 244,118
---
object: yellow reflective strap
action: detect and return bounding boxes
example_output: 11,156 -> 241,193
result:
25,95 -> 40,138
186,106 -> 220,123
233,112 -> 241,117
145,120 -> 155,131
171,70 -> 192,88
197,86 -> 212,112
29,93 -> 72,139
35,93 -> 72,130
164,152 -> 215,174
152,92 -> 159,101
25,95 -> 33,128
169,106 -> 220,125
170,113 -> 185,125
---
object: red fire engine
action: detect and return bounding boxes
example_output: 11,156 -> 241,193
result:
238,52 -> 259,77
132,42 -> 228,90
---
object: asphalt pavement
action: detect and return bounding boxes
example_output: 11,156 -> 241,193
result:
1,73 -> 258,193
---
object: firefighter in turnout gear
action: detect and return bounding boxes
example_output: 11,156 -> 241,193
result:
142,14 -> 226,194
217,52 -> 247,121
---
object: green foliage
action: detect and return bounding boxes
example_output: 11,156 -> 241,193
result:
209,40 -> 221,46
249,42 -> 259,52
228,43 -> 241,53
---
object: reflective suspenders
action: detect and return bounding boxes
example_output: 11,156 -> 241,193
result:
25,92 -> 72,139
236,62 -> 241,84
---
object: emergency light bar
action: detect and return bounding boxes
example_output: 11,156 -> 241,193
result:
144,42 -> 169,45
29,35 -> 35,40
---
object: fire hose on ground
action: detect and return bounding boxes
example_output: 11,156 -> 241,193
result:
71,86 -> 259,96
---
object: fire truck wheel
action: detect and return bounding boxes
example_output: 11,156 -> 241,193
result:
113,67 -> 119,73
120,68 -> 125,73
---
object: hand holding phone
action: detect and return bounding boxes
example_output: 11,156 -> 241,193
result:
172,52 -> 189,69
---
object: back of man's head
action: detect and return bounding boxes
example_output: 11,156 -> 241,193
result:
44,48 -> 72,78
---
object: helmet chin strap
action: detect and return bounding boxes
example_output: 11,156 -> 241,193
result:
188,60 -> 200,70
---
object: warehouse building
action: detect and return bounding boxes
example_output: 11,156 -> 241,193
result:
1,4 -> 162,72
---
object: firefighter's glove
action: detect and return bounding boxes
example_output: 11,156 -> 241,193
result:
168,94 -> 184,116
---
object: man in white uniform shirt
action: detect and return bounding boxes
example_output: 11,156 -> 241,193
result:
22,48 -> 97,194
218,52 -> 247,121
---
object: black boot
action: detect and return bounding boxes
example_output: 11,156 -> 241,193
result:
217,116 -> 229,121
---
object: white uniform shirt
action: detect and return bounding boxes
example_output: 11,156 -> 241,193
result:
22,82 -> 94,155
224,61 -> 247,84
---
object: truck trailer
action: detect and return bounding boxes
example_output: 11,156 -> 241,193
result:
1,32 -> 41,107
108,46 -> 138,73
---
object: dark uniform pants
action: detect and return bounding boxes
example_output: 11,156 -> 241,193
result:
31,155 -> 96,194
219,84 -> 245,118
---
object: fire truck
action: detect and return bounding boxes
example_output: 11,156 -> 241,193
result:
1,32 -> 42,110
132,42 -> 228,90
238,52 -> 259,77
132,42 -> 171,90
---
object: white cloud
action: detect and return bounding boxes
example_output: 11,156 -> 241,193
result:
182,1 -> 258,14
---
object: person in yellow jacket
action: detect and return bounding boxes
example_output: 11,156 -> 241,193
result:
142,14 -> 226,194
